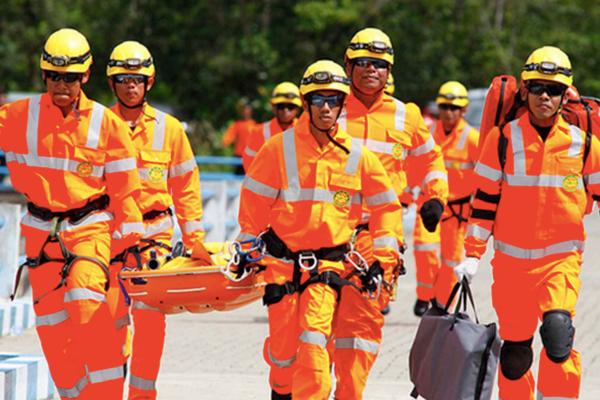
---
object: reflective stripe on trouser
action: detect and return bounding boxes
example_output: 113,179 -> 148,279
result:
412,212 -> 440,301
128,231 -> 171,400
292,282 -> 337,399
24,221 -> 124,399
492,252 -> 582,400
433,213 -> 466,306
333,230 -> 387,400
333,284 -> 386,400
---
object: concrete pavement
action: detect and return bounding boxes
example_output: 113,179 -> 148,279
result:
1,215 -> 600,399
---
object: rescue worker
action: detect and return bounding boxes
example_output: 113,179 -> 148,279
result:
106,40 -> 204,399
0,28 -> 142,398
236,60 -> 402,399
241,82 -> 301,171
332,27 -> 448,399
222,99 -> 256,174
411,81 -> 479,316
455,46 -> 600,399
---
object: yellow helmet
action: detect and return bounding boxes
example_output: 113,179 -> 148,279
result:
385,74 -> 395,95
271,82 -> 302,107
345,27 -> 394,66
300,60 -> 350,97
40,28 -> 92,73
436,81 -> 469,108
521,46 -> 572,87
107,41 -> 155,77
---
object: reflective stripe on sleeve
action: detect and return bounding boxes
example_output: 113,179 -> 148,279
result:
119,222 -> 145,235
413,243 -> 440,251
365,189 -> 397,206
393,99 -> 406,131
299,330 -> 328,348
243,176 -> 279,199
130,374 -> 156,391
373,236 -> 399,251
64,288 -> 106,303
442,258 -> 461,267
36,309 -> 69,327
152,109 -> 167,150
169,159 -> 197,177
335,337 -> 380,354
475,162 -> 503,182
494,239 -> 584,260
105,157 -> 136,173
584,172 -> 600,185
466,224 -> 492,241
143,214 -> 173,238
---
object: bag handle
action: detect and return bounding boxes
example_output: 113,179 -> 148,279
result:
444,278 -> 480,324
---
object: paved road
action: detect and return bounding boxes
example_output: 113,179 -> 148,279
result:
2,215 -> 600,399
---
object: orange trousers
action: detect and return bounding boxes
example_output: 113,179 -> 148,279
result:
492,252 -> 582,400
111,222 -> 172,400
25,219 -> 125,399
331,229 -> 392,399
263,258 -> 340,399
413,204 -> 467,306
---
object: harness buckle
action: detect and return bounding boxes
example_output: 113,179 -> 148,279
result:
298,251 -> 318,271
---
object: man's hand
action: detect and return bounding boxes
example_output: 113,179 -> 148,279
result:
419,199 -> 444,232
454,256 -> 480,282
361,261 -> 384,292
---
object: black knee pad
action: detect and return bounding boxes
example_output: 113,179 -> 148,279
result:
540,309 -> 575,363
271,390 -> 292,400
500,338 -> 533,380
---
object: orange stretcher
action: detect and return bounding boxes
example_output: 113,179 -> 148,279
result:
119,242 -> 265,314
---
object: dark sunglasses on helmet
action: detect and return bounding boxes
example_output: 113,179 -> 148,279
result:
44,70 -> 84,83
108,58 -> 153,69
301,71 -> 350,86
113,74 -> 146,85
348,41 -> 394,55
438,104 -> 462,111
42,50 -> 91,67
526,82 -> 567,97
275,103 -> 298,111
352,58 -> 390,70
308,93 -> 345,108
522,61 -> 572,77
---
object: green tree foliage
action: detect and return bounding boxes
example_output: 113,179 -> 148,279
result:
1,0 -> 598,155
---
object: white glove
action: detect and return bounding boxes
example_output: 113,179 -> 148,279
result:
454,257 -> 480,282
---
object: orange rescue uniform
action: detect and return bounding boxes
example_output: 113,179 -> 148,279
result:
332,91 -> 448,399
242,117 -> 297,171
110,103 -> 204,399
465,114 -> 600,399
0,92 -> 142,399
238,117 -> 402,399
222,118 -> 256,157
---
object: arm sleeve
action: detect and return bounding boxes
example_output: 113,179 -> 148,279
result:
242,125 -> 261,172
405,104 -> 449,205
583,134 -> 600,203
236,142 -> 280,240
168,121 -> 204,247
464,127 -> 504,258
361,149 -> 403,276
222,122 -> 236,147
104,117 -> 143,238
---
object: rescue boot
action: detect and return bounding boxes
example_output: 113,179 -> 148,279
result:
413,299 -> 429,317
271,390 -> 292,400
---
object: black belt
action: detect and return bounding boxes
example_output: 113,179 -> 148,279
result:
142,207 -> 173,221
27,194 -> 110,222
262,228 -> 349,262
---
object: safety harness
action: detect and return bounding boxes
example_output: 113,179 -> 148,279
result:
441,195 -> 472,226
11,195 -> 111,304
260,228 -> 360,306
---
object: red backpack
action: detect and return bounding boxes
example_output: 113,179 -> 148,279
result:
562,86 -> 600,139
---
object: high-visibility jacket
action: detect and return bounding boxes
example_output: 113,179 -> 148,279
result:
465,113 -> 600,259
431,118 -> 479,201
0,92 -> 142,236
111,103 -> 204,248
339,92 -> 448,210
222,119 -> 256,157
242,117 -> 298,171
238,117 -> 402,270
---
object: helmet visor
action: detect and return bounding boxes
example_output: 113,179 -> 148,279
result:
42,50 -> 91,67
522,61 -> 572,77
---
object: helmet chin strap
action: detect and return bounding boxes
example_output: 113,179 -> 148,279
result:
308,106 -> 350,154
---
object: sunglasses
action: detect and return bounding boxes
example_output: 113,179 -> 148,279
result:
275,104 -> 298,111
308,93 -> 344,108
352,58 -> 390,70
44,70 -> 83,83
113,74 -> 146,85
438,104 -> 462,111
527,82 -> 566,97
